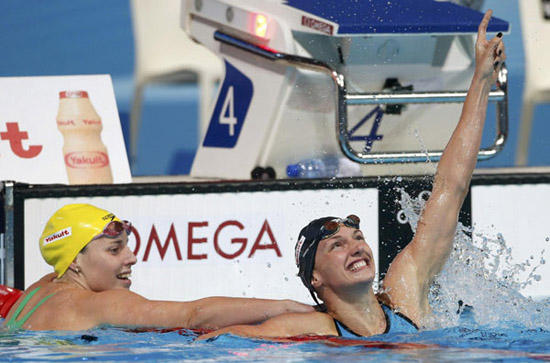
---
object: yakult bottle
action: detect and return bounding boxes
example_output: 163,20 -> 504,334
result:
56,90 -> 113,184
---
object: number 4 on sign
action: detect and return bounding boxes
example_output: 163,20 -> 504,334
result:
219,86 -> 238,136
202,61 -> 252,148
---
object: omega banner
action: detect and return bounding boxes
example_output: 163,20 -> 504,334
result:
0,75 -> 131,184
12,174 -> 550,304
22,186 -> 379,303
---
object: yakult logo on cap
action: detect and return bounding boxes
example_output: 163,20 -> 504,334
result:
43,227 -> 72,246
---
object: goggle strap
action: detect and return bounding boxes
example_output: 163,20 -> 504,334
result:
309,289 -> 322,308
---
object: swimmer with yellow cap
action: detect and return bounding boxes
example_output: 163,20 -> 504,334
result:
40,204 -> 131,277
3,203 -> 312,331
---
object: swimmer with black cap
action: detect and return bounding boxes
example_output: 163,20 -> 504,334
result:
3,203 -> 312,331
200,9 -> 506,339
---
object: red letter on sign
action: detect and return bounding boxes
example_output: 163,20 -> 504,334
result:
249,220 -> 282,258
0,122 -> 42,158
188,221 -> 208,260
143,224 -> 182,261
130,225 -> 141,256
214,220 -> 247,259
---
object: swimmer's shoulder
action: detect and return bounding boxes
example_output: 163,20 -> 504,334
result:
5,280 -> 86,330
4,274 -> 59,321
19,288 -> 140,330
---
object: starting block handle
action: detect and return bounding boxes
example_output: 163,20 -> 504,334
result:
214,31 -> 508,164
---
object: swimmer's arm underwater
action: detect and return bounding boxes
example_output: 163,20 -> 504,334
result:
81,289 -> 313,330
382,10 -> 506,321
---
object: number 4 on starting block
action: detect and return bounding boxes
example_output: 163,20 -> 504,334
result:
203,61 -> 253,148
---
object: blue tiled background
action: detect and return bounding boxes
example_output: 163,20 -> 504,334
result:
1,0 -> 548,176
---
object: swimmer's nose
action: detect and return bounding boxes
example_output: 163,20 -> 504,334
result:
125,246 -> 137,266
350,239 -> 365,256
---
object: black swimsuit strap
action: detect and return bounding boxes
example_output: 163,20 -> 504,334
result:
388,305 -> 419,331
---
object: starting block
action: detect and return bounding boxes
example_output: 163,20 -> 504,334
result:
182,0 -> 510,179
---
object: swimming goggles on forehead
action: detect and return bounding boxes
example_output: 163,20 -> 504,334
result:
295,214 -> 361,266
92,220 -> 132,241
318,214 -> 360,241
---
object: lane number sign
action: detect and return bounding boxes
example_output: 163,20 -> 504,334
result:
203,61 -> 253,148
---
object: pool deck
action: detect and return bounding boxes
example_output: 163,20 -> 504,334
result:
131,166 -> 550,184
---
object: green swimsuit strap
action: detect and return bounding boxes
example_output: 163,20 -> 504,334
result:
6,286 -> 56,329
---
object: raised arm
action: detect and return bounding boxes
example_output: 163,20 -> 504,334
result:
383,10 -> 506,319
82,290 -> 313,330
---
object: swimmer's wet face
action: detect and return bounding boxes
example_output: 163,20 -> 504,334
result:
296,215 -> 371,302
312,226 -> 375,294
76,231 -> 137,291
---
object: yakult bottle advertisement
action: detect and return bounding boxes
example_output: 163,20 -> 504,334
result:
0,75 -> 131,184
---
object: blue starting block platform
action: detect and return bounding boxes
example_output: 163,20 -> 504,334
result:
284,0 -> 509,35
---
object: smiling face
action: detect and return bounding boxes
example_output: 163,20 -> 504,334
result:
75,233 -> 137,292
311,225 -> 376,294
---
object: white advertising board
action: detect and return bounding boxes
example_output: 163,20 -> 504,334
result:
23,188 -> 378,303
0,75 -> 131,184
471,184 -> 550,299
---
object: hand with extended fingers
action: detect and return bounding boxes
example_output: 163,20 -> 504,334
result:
475,9 -> 506,84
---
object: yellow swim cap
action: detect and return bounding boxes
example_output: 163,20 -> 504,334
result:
39,203 -> 121,277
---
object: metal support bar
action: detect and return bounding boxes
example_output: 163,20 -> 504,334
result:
347,90 -> 505,105
1,181 -> 15,287
214,30 -> 508,164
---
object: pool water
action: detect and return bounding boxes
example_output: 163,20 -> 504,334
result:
1,323 -> 550,361
2,191 -> 550,361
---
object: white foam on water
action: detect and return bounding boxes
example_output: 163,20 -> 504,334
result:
396,188 -> 550,330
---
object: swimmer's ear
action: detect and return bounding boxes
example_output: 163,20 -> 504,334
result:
68,261 -> 81,274
311,271 -> 322,288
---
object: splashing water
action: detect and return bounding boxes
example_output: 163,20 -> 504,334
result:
396,188 -> 550,330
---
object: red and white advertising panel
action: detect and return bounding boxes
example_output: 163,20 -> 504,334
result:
23,188 -> 378,303
0,75 -> 131,184
471,184 -> 550,299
